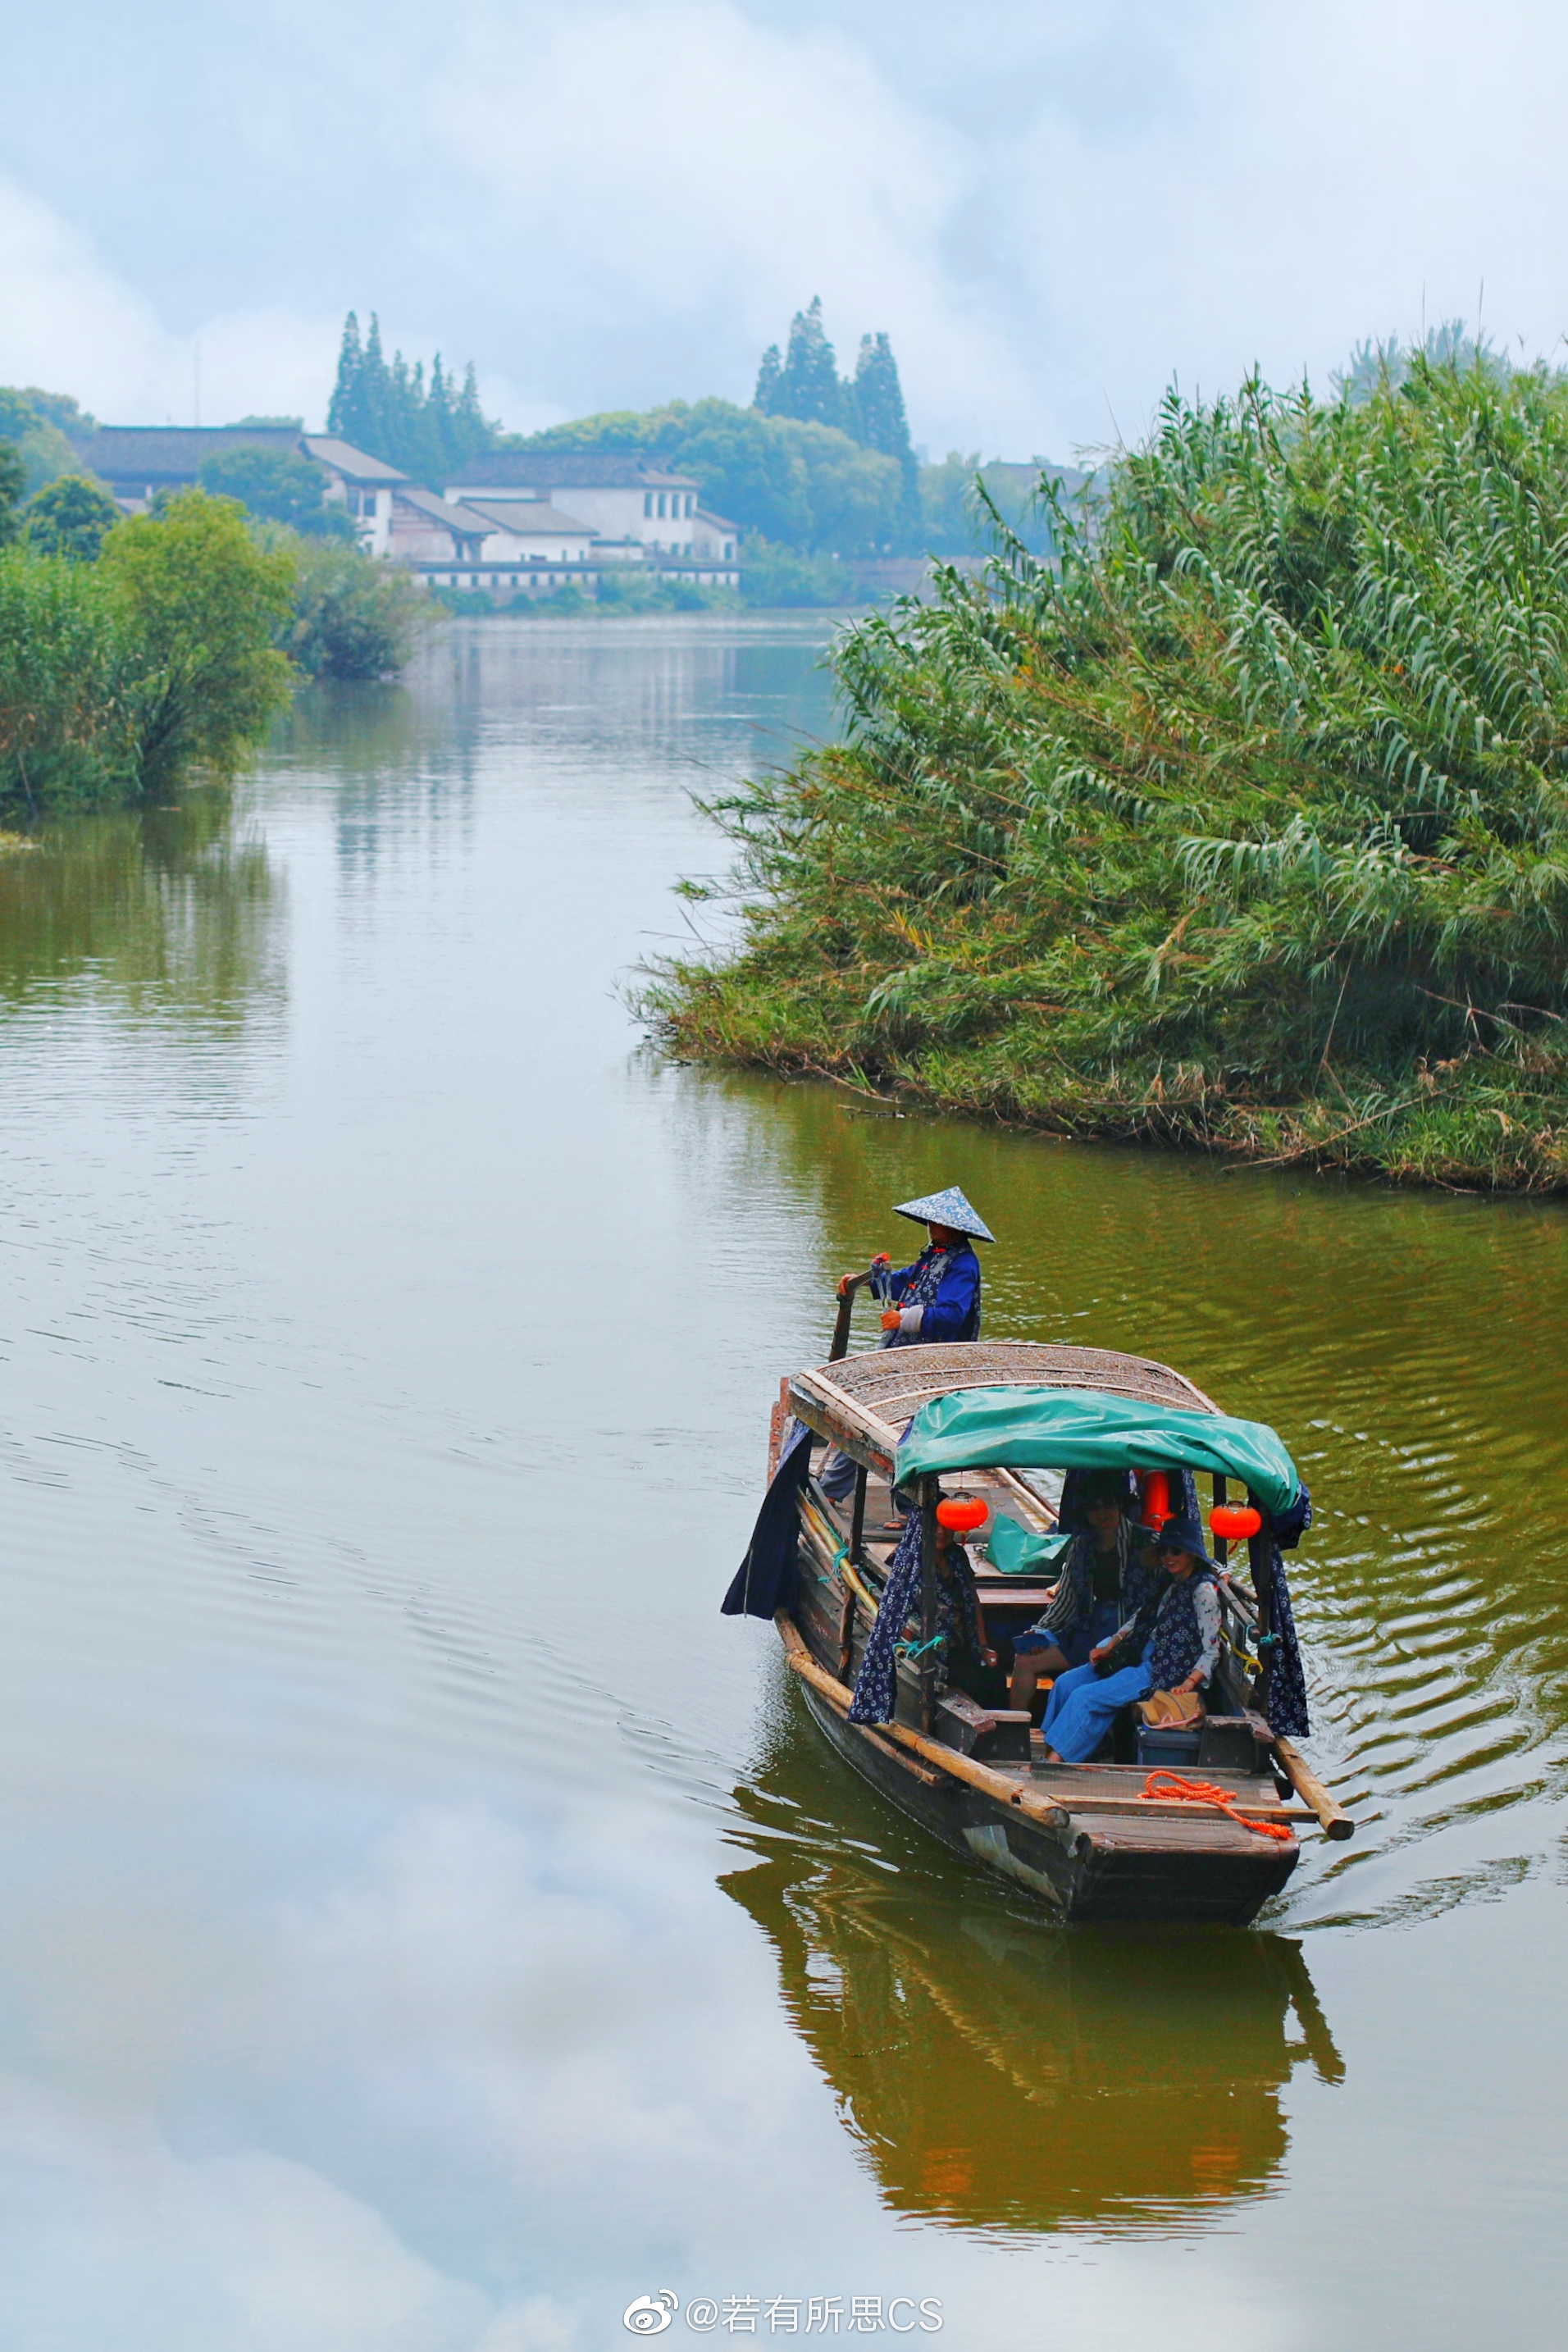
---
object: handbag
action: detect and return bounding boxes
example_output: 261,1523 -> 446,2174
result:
1137,1689 -> 1202,1727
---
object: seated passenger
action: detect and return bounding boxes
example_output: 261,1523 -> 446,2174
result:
1037,1515 -> 1223,1766
1007,1473 -> 1157,1712
932,1516 -> 996,1678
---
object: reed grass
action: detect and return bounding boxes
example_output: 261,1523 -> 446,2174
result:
644,358 -> 1568,1191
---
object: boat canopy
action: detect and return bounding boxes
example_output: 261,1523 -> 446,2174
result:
894,1385 -> 1301,1517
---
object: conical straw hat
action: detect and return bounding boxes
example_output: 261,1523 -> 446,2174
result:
891,1186 -> 995,1242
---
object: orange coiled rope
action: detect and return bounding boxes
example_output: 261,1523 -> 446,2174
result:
1139,1770 -> 1296,1843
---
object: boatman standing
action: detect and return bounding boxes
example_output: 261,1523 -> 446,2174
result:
819,1186 -> 994,1507
841,1185 -> 993,1347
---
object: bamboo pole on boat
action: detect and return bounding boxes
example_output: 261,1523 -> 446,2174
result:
777,1615 -> 1317,1830
1273,1737 -> 1354,1839
840,1464 -> 869,1680
849,1464 -> 868,1565
918,1476 -> 938,1734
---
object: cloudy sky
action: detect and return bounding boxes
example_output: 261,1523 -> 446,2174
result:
3,0 -> 1566,460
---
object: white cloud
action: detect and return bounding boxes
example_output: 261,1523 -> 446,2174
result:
0,173 -> 340,427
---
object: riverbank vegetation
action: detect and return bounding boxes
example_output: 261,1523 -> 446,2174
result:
647,358 -> 1568,1192
0,490 -> 295,813
0,475 -> 422,817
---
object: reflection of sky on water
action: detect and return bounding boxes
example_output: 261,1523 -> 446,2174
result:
0,617 -> 1560,2347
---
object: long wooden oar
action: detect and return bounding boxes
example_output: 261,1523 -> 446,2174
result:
829,1269 -> 872,1361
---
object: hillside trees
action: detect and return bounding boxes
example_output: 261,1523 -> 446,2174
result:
197,446 -> 356,538
0,385 -> 93,495
0,444 -> 23,542
752,299 -> 918,535
25,476 -> 123,562
517,395 -> 906,552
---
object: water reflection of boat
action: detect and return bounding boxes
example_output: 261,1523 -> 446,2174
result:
732,1339 -> 1353,1926
725,1724 -> 1344,2235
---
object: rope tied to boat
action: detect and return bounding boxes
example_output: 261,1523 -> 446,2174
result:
898,1632 -> 947,1662
1138,1770 -> 1296,1843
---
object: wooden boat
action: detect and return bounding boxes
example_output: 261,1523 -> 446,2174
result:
759,1337 -> 1351,1926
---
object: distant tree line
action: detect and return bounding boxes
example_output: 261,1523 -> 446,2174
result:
314,299 -> 1083,567
754,298 -> 918,532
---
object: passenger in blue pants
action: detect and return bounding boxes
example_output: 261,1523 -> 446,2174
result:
1040,1514 -> 1224,1766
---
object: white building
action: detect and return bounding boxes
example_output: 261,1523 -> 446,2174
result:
460,500 -> 599,566
441,454 -> 706,553
302,435 -> 408,555
692,509 -> 739,562
66,427 -> 741,595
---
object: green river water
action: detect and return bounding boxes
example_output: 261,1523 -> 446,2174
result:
0,615 -> 1561,2349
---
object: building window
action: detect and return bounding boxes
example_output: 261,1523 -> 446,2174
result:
657,492 -> 668,518
643,492 -> 653,517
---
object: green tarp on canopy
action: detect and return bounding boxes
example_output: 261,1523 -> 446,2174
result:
896,1385 -> 1301,1518
986,1516 -> 1072,1575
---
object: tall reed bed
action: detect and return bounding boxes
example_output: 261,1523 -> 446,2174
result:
645,360 -> 1568,1189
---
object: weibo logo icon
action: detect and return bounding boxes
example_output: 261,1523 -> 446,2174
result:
623,2291 -> 678,2334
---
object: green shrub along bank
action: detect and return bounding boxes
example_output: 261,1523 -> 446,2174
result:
645,359 -> 1568,1192
0,490 -> 295,813
279,533 -> 426,678
0,486 -> 423,816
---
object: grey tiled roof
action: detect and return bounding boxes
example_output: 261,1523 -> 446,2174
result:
443,453 -> 699,492
303,435 -> 408,483
393,485 -> 490,539
68,424 -> 303,483
458,499 -> 597,535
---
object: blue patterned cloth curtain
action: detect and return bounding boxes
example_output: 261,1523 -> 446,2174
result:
1261,1543 -> 1310,1739
847,1516 -> 924,1725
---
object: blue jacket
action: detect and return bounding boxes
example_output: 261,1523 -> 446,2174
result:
871,1241 -> 981,1344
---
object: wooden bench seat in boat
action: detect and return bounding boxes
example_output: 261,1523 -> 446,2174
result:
933,1688 -> 1032,1763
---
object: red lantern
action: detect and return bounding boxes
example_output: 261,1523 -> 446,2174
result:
1139,1470 -> 1172,1530
936,1496 -> 988,1534
1210,1503 -> 1263,1541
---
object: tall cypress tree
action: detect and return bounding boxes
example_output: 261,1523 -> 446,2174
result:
753,344 -> 782,415
356,314 -> 391,457
427,355 -> 457,473
324,309 -> 494,477
327,312 -> 362,439
776,299 -> 847,429
852,330 -> 918,527
454,363 -> 489,467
